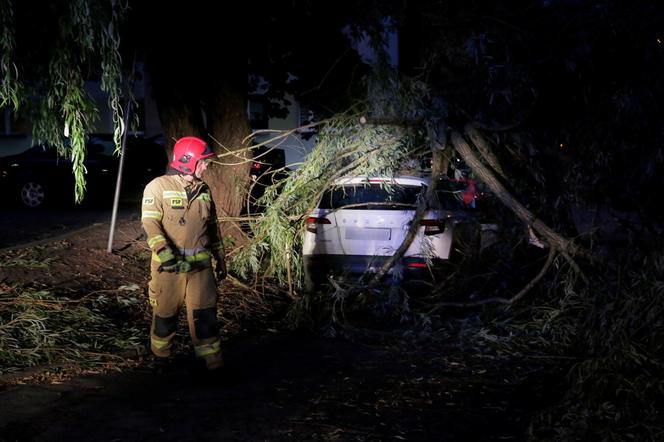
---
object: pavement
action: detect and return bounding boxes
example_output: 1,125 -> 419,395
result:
0,203 -> 140,251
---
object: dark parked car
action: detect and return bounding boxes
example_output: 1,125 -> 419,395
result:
0,134 -> 167,208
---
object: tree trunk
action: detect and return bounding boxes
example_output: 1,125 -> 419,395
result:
156,102 -> 206,158
143,3 -> 252,245
205,49 -> 252,244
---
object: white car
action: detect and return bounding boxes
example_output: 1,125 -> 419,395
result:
302,176 -> 458,291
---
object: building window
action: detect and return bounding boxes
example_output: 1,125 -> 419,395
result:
298,104 -> 316,135
248,96 -> 269,130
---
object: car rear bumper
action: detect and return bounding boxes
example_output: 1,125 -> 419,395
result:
303,254 -> 445,283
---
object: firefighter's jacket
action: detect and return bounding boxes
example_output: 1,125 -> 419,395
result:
141,173 -> 223,270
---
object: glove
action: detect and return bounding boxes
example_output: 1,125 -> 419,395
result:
158,258 -> 179,273
157,248 -> 192,273
177,260 -> 192,273
157,248 -> 178,272
213,253 -> 227,281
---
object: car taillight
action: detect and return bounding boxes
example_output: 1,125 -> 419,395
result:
406,261 -> 427,268
306,216 -> 331,233
403,257 -> 429,268
419,219 -> 446,235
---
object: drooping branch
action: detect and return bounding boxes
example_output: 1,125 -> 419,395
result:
428,244 -> 557,310
369,149 -> 445,285
0,0 -> 23,111
451,127 -> 582,258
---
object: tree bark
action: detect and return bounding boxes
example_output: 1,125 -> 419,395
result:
156,102 -> 206,158
464,125 -> 506,179
205,57 -> 252,244
143,4 -> 252,245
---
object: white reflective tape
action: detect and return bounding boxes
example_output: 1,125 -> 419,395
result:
163,191 -> 187,199
142,210 -> 163,220
148,235 -> 166,248
151,336 -> 171,350
194,340 -> 221,358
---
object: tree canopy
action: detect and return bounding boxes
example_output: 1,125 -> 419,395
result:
2,2 -> 663,437
1,0 -> 126,200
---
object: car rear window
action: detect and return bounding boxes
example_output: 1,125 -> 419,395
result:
318,183 -> 424,210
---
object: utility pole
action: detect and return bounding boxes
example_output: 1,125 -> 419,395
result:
107,56 -> 137,253
106,99 -> 132,253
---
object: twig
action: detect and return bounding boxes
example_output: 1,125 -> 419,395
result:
225,274 -> 264,297
359,115 -> 424,126
560,249 -> 588,284
241,120 -> 328,147
285,251 -> 295,299
428,244 -> 557,311
214,204 -> 250,242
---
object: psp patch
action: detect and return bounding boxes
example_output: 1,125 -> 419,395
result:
170,198 -> 184,208
143,197 -> 155,205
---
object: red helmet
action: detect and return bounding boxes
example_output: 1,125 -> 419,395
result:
171,136 -> 215,174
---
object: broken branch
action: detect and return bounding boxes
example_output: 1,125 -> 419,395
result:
428,244 -> 556,310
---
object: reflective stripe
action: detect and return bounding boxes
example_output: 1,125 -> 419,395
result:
163,191 -> 187,199
194,339 -> 221,358
157,248 -> 176,262
151,250 -> 211,263
148,235 -> 166,248
142,210 -> 163,220
184,252 -> 212,263
151,336 -> 172,350
196,193 -> 212,202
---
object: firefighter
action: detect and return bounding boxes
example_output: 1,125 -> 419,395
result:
141,136 -> 226,370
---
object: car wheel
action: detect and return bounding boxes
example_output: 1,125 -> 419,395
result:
20,181 -> 47,208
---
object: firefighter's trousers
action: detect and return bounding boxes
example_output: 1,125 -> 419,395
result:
148,265 -> 222,368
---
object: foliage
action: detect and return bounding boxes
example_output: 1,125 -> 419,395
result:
230,2 -> 664,436
438,243 -> 664,441
1,1 -> 661,438
385,4 -> 664,437
1,0 -> 128,202
526,251 -> 664,441
231,98 -> 427,287
0,0 -> 22,111
0,285 -> 145,373
396,1 -> 664,227
0,257 -> 53,268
